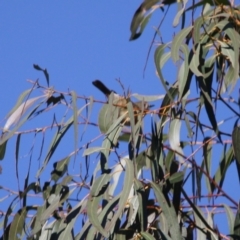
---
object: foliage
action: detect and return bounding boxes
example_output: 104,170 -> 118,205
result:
1,0 -> 240,239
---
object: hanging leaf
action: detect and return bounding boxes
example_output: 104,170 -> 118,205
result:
130,0 -> 160,40
232,126 -> 240,166
51,156 -> 70,182
234,204 -> 240,238
168,115 -> 184,163
33,64 -> 50,87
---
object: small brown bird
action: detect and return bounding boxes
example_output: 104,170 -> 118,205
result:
92,80 -> 149,126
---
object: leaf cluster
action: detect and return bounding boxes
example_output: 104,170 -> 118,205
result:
1,0 -> 240,239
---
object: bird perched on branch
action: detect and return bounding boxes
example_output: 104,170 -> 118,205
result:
92,80 -> 149,126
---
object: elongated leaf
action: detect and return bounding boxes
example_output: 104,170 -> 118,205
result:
217,21 -> 240,90
87,174 -> 111,237
33,64 -> 50,86
100,112 -> 124,172
82,96 -> 94,138
232,126 -> 240,166
212,146 -> 234,193
193,16 -> 204,45
132,93 -> 164,102
70,90 -> 78,158
169,171 -> 184,184
98,97 -> 126,134
83,147 -> 109,156
96,194 -> 121,235
234,204 -> 240,237
30,205 -> 46,236
202,137 -> 212,198
140,231 -> 156,240
168,116 -> 184,163
36,105 -> 86,178
3,95 -> 46,132
9,207 -> 27,240
223,204 -> 234,235
158,84 -> 178,125
51,156 -> 70,182
154,43 -> 174,99
2,201 -> 14,238
5,88 -> 32,119
178,44 -> 190,100
0,99 -> 46,145
151,182 -> 181,239
193,206 -> 207,239
0,140 -> 7,160
189,45 -> 203,77
171,26 -> 193,62
173,0 -> 188,27
129,0 -> 159,40
40,195 -> 61,222
105,158 -> 134,232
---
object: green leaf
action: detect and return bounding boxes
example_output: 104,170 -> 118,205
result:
202,137 -> 212,198
189,45 -> 203,77
132,93 -> 164,102
105,158 -> 134,232
224,65 -> 235,92
5,88 -> 32,119
98,97 -> 126,134
70,90 -> 78,158
82,95 -> 94,138
0,98 -> 46,145
96,194 -> 121,235
3,95 -> 46,132
216,21 -> 240,91
234,204 -> 240,237
141,231 -> 156,240
129,0 -> 159,40
83,147 -> 109,156
169,171 -> 184,184
168,116 -> 184,163
154,43 -> 174,99
219,41 -> 235,66
40,195 -> 60,223
9,207 -> 27,240
87,174 -> 111,237
134,180 -> 147,231
158,83 -> 178,125
184,113 -> 193,138
193,16 -> 204,45
151,182 -> 181,239
0,140 -> 7,160
33,64 -> 50,86
172,0 -> 188,27
223,204 -> 234,235
101,124 -> 123,172
65,198 -> 88,239
178,44 -> 190,100
165,150 -> 175,174
36,104 -> 86,178
171,26 -> 193,62
212,145 -> 233,193
30,205 -> 46,236
3,196 -> 19,238
193,206 -> 207,239
51,156 -> 70,182
57,218 -> 74,240
129,3 -> 145,40
232,127 -> 240,166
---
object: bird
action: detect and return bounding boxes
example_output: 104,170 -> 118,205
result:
92,79 -> 119,100
92,80 -> 149,126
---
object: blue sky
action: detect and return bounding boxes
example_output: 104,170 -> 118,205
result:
0,1 -> 164,105
0,1 -> 238,237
